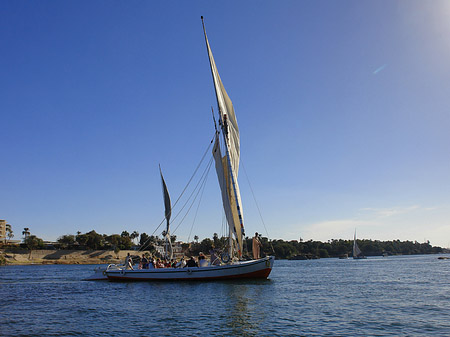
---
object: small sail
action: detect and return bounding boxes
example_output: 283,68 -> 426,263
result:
353,231 -> 362,257
160,165 -> 173,260
353,240 -> 362,257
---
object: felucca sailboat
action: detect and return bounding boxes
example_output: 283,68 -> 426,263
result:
353,230 -> 366,259
104,17 -> 274,281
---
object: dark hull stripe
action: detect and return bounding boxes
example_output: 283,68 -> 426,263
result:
107,267 -> 272,281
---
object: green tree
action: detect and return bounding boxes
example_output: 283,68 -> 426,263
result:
22,227 -> 30,242
24,235 -> 44,259
213,233 -> 219,247
57,235 -> 76,249
139,233 -> 150,247
130,231 -> 139,245
83,230 -> 104,250
5,224 -> 13,244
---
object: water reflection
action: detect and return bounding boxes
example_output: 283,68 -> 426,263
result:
219,280 -> 270,336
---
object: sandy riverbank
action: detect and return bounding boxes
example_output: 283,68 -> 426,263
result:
1,249 -> 148,265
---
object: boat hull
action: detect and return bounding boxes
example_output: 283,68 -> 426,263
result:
84,266 -> 108,281
106,256 -> 274,281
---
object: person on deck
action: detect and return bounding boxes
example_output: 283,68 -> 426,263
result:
141,254 -> 149,269
125,253 -> 134,270
185,256 -> 198,267
198,252 -> 208,267
252,232 -> 263,260
155,258 -> 164,268
210,247 -> 220,266
176,257 -> 186,268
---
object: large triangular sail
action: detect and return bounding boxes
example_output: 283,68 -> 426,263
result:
202,17 -> 244,258
160,165 -> 173,260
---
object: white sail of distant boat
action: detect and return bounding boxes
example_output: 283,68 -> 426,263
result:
160,165 -> 173,260
98,17 -> 274,281
353,230 -> 366,259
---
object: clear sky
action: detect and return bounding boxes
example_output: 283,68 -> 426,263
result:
1,1 -> 449,248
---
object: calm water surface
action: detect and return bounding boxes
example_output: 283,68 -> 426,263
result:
1,254 -> 449,336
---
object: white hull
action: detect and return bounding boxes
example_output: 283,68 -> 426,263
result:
85,264 -> 124,281
105,256 -> 274,281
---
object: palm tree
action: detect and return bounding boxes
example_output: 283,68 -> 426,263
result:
5,224 -> 14,244
22,227 -> 30,242
131,231 -> 139,245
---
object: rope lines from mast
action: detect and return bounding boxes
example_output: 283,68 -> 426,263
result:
174,155 -> 213,238
240,159 -> 275,254
139,134 -> 215,252
185,156 -> 212,243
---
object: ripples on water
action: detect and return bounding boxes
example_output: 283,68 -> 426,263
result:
1,255 -> 449,336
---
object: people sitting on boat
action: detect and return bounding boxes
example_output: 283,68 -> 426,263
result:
148,257 -> 155,269
185,256 -> 198,268
198,252 -> 208,267
125,253 -> 134,270
176,257 -> 186,268
141,254 -> 149,269
171,259 -> 177,268
209,247 -> 220,266
155,258 -> 164,268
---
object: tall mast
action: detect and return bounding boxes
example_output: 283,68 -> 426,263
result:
201,16 -> 244,258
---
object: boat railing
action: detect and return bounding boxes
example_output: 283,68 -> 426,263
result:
106,263 -> 125,271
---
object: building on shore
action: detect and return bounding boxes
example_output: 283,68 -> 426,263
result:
0,219 -> 7,242
153,241 -> 184,259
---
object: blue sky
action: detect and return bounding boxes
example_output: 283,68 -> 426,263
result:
1,1 -> 449,247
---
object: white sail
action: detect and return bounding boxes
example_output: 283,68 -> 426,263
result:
203,27 -> 240,175
353,240 -> 362,257
203,18 -> 245,258
353,231 -> 362,257
213,134 -> 243,256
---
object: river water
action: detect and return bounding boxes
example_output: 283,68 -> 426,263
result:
1,254 -> 449,336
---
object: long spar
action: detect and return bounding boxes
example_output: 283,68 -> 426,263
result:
201,16 -> 244,258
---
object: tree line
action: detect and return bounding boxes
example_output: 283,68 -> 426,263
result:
266,238 -> 443,259
3,228 -> 445,259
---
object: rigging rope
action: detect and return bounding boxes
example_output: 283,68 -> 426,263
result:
185,156 -> 213,242
174,155 -> 212,237
165,155 -> 212,234
240,159 -> 275,254
139,134 -> 215,252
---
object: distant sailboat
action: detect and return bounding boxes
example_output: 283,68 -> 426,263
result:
353,230 -> 366,259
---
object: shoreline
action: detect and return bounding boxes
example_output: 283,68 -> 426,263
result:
1,249 -> 146,266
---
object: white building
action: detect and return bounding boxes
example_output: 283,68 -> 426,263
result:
0,220 -> 7,242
